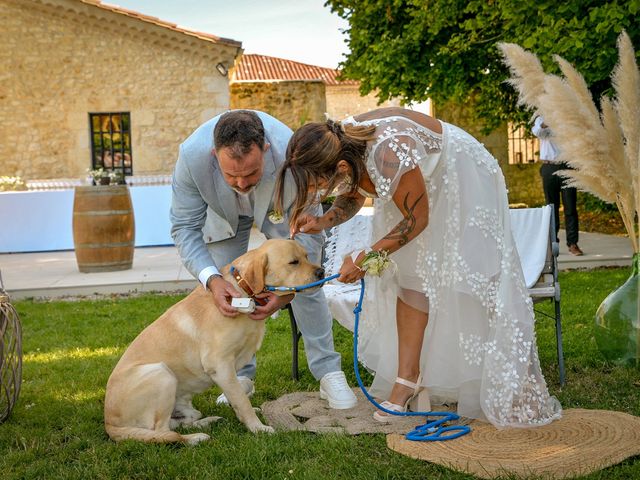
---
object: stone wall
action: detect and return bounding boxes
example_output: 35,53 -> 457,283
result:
1,0 -> 239,180
326,85 -> 401,121
230,80 -> 326,130
229,80 -> 405,129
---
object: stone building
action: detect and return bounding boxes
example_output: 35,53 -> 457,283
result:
1,0 -> 241,181
230,54 -> 402,129
2,0 -> 512,182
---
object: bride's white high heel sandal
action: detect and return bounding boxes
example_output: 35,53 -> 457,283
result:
372,376 -> 431,423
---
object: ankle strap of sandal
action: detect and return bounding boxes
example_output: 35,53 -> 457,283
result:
395,376 -> 420,390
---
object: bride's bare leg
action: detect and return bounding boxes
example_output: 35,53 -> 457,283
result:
381,296 -> 428,407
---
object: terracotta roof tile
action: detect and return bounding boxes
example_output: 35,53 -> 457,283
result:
232,54 -> 358,86
81,0 -> 242,48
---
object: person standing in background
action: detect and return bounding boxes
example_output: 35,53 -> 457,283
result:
532,116 -> 584,256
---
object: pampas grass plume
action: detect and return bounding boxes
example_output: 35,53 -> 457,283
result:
497,43 -> 546,110
499,33 -> 639,254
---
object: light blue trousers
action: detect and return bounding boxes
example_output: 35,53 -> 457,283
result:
207,216 -> 341,381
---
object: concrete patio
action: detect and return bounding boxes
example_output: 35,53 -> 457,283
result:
1,228 -> 634,300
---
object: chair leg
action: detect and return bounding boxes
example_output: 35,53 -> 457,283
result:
554,298 -> 566,387
287,304 -> 301,381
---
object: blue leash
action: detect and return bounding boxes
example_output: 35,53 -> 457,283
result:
264,273 -> 471,441
351,278 -> 470,441
265,273 -> 341,292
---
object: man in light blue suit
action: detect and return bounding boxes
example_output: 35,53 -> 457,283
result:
170,110 -> 357,409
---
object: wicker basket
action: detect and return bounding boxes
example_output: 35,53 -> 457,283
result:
0,275 -> 22,423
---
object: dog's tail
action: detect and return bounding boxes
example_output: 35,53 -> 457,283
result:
105,424 -> 207,445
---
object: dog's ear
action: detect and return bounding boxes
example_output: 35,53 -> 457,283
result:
237,250 -> 267,294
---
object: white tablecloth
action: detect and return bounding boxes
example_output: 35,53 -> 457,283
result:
508,206 -> 551,289
0,185 -> 174,253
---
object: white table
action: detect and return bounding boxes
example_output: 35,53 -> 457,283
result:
0,185 -> 174,253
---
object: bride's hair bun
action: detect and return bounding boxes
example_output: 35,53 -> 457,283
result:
326,119 -> 343,138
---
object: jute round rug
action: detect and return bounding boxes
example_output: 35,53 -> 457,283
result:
387,408 -> 640,479
261,388 -> 465,434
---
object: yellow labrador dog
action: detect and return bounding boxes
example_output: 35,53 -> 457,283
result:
104,239 -> 324,444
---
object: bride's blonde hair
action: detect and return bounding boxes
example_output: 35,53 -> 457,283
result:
275,120 -> 376,228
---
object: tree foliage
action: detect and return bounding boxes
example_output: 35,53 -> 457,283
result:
327,0 -> 640,131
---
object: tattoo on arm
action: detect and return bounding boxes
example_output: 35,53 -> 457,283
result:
383,193 -> 425,246
326,196 -> 362,227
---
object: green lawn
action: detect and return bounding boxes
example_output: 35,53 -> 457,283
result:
2,267 -> 639,479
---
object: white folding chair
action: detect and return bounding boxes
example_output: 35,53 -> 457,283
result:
510,205 -> 565,386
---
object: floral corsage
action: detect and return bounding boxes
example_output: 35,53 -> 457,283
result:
268,210 -> 284,224
351,249 -> 396,277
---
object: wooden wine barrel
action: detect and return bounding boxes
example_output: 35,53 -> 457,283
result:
72,185 -> 135,272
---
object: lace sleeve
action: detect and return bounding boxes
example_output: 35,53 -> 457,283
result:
366,120 -> 442,200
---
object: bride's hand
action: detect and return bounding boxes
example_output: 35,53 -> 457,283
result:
290,214 -> 327,237
338,255 -> 366,284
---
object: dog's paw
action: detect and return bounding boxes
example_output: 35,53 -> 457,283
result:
182,432 -> 210,445
251,424 -> 275,434
191,416 -> 223,428
172,407 -> 203,423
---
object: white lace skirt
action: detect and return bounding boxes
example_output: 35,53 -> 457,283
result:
358,123 -> 562,427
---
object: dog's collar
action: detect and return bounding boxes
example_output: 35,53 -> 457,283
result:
229,266 -> 267,306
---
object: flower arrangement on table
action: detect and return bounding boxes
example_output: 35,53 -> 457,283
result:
87,168 -> 123,186
0,176 -> 27,192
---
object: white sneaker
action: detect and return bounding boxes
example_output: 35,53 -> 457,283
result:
319,371 -> 358,409
216,376 -> 255,405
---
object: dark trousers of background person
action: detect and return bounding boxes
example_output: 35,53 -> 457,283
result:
540,162 -> 579,246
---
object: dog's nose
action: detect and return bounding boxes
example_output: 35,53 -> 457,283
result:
315,267 -> 325,279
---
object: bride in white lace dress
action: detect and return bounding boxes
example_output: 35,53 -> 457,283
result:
274,107 -> 561,427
